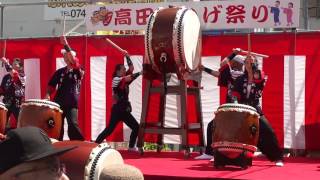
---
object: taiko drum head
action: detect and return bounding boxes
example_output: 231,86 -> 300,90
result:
144,6 -> 201,79
53,141 -> 124,180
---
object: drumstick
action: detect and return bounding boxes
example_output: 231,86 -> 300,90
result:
246,33 -> 253,99
2,39 -> 6,58
233,48 -> 269,58
247,33 -> 251,56
65,20 -> 85,36
105,38 -> 127,55
2,40 -> 6,67
240,50 -> 269,58
62,14 -> 66,35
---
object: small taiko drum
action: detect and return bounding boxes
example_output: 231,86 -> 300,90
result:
53,141 -> 124,180
18,99 -> 62,139
144,6 -> 202,80
0,102 -> 7,134
212,103 -> 260,159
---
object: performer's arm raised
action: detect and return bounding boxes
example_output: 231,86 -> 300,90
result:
124,52 -> 134,74
105,38 -> 134,74
0,57 -> 24,85
60,36 -> 80,69
0,57 -> 11,71
0,57 -> 17,77
220,48 -> 242,67
201,65 -> 219,77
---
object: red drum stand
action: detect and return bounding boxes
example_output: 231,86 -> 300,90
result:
137,78 -> 204,157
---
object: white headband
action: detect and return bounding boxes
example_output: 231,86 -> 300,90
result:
61,49 -> 76,57
232,55 -> 245,64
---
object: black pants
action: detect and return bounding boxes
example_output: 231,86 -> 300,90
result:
59,107 -> 84,141
205,120 -> 214,155
5,105 -> 20,132
257,115 -> 283,161
95,104 -> 139,148
206,115 -> 283,161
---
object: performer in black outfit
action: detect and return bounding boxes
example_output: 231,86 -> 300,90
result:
197,49 -> 284,166
45,36 -> 84,141
195,49 -> 244,160
95,52 -> 141,151
233,55 -> 284,166
0,57 -> 25,132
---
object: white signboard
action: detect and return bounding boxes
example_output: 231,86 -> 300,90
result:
85,0 -> 300,31
44,0 -> 87,20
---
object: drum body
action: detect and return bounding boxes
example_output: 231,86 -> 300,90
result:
53,141 -> 124,180
0,102 -> 7,134
144,7 -> 202,80
18,99 -> 62,139
212,103 -> 260,159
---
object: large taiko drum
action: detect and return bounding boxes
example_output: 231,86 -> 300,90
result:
144,6 -> 202,80
53,141 -> 124,180
0,102 -> 7,134
18,99 -> 62,139
212,103 -> 260,159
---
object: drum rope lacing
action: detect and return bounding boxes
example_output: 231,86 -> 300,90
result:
216,104 -> 259,117
218,104 -> 257,112
146,11 -> 154,66
22,99 -> 62,113
213,142 -> 257,153
88,145 -> 111,180
214,145 -> 257,152
176,8 -> 188,69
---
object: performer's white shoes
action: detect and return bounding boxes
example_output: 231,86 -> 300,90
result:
128,147 -> 139,152
194,153 -> 214,160
275,160 -> 284,167
254,151 -> 264,157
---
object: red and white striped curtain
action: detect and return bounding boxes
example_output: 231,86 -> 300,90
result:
1,33 -> 319,150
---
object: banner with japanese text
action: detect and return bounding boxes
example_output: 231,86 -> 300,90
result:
85,0 -> 300,31
44,0 -> 87,20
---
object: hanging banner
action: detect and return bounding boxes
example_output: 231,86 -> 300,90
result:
85,0 -> 300,31
44,0 -> 87,20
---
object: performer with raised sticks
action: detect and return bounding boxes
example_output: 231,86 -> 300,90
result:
234,54 -> 284,166
0,40 -> 25,133
195,48 -> 245,160
196,45 -> 284,166
45,35 -> 84,141
95,38 -> 141,152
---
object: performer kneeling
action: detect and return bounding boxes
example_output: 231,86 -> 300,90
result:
195,48 -> 244,160
234,55 -> 284,166
197,50 -> 284,166
95,52 -> 141,151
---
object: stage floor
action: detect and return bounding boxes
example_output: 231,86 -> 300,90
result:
120,151 -> 320,180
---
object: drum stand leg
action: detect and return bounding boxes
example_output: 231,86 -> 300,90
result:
191,80 -> 205,152
137,79 -> 204,157
180,80 -> 189,158
137,80 -> 151,155
156,92 -> 166,153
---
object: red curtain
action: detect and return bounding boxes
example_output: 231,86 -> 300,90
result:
2,32 -> 320,150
